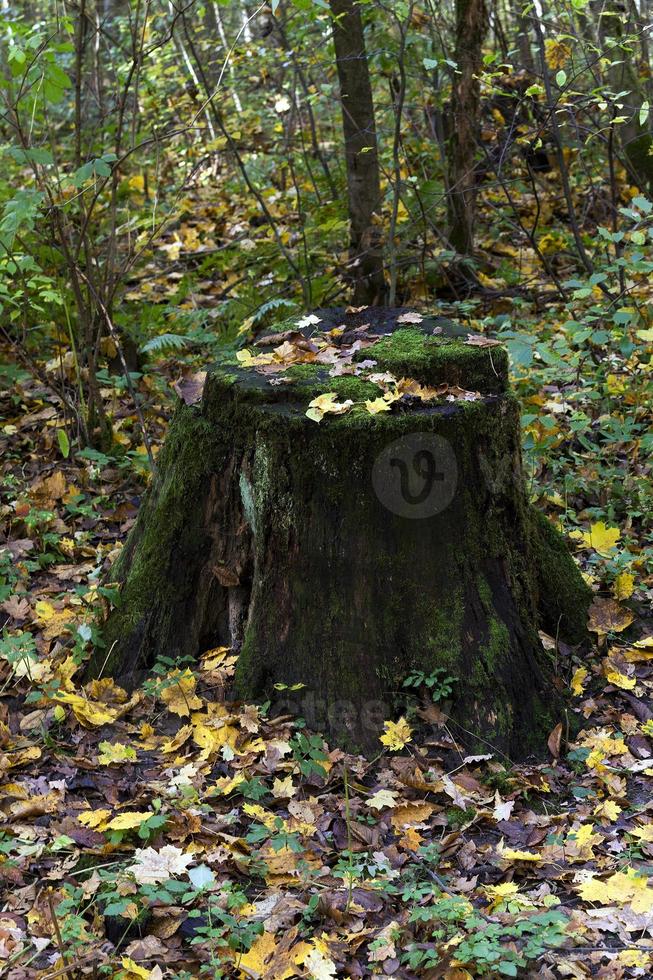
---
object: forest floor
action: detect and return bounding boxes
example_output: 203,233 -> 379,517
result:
1,195 -> 653,979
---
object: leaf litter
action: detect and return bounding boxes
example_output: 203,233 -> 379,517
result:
1,327 -> 653,978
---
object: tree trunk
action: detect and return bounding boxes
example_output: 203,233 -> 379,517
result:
599,1 -> 653,189
91,308 -> 590,755
447,0 -> 488,255
515,4 -> 535,73
329,0 -> 386,304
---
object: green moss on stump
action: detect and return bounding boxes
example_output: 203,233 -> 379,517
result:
530,509 -> 591,644
363,328 -> 508,393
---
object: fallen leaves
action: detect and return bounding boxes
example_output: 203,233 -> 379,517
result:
571,521 -> 621,555
379,717 -> 413,751
160,669 -> 203,717
2,304 -> 652,980
305,392 -> 353,422
98,741 -> 137,765
588,597 -> 635,635
571,666 -> 588,696
105,811 -> 156,831
577,869 -> 653,914
53,691 -> 118,727
496,841 -> 542,862
129,845 -> 194,885
365,789 -> 398,811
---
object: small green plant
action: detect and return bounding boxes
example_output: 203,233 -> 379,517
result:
106,801 -> 168,845
245,816 -> 303,853
403,667 -> 458,702
403,893 -> 569,977
240,777 -> 268,801
187,886 -> 264,977
289,731 -> 329,779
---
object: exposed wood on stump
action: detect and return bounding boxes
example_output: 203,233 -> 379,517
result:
91,308 -> 590,755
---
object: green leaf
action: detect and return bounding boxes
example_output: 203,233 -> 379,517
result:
633,195 -> 652,214
555,70 -> 567,87
8,147 -> 54,166
640,101 -> 650,127
57,428 -> 70,459
139,333 -> 189,354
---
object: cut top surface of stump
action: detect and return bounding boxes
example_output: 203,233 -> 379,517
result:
201,307 -> 508,414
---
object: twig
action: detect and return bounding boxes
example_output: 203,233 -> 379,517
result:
45,890 -> 72,980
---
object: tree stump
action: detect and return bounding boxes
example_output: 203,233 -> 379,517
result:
92,309 -> 590,754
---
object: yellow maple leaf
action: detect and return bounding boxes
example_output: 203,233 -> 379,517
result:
272,775 -> 296,798
578,868 -> 653,913
160,669 -> 202,717
390,801 -> 435,829
618,950 -> 651,969
209,773 -> 247,795
77,808 -> 112,830
571,666 -> 588,696
496,839 -> 541,862
627,824 -> 653,842
86,677 -> 128,704
380,717 -> 413,751
237,930 -> 279,976
120,957 -> 160,980
106,811 -> 154,831
34,600 -> 74,641
305,392 -> 353,423
366,789 -> 398,810
161,724 -> 192,753
193,721 -> 239,761
400,827 -> 424,851
605,667 -> 636,690
613,571 -> 635,601
625,645 -> 653,662
98,741 -> 137,765
54,691 -> 117,727
55,655 -> 79,692
634,635 -> 653,649
484,882 -> 521,911
566,823 -> 602,859
545,38 -> 571,69
570,521 -> 620,555
365,396 -> 393,415
593,800 -> 621,822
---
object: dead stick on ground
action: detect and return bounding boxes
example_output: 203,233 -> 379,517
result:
46,890 -> 73,980
43,951 -> 105,980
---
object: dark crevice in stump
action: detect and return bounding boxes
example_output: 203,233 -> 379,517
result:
90,308 -> 591,755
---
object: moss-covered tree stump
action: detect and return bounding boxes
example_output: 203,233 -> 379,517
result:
93,308 -> 590,754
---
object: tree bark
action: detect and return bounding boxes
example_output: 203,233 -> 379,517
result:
91,308 -> 590,755
598,1 -> 653,190
329,0 -> 386,304
447,0 -> 488,255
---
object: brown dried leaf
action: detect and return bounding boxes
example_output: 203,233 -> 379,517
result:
588,597 -> 634,635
